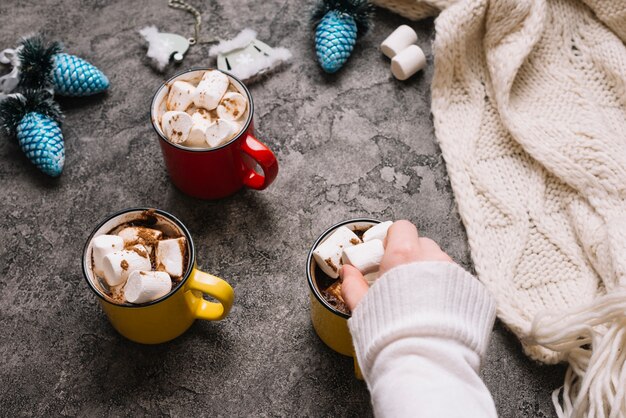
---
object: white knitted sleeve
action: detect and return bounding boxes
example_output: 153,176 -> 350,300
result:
348,262 -> 497,418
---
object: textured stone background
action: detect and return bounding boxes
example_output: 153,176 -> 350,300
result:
0,0 -> 565,416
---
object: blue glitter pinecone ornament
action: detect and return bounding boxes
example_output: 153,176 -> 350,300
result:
18,36 -> 109,96
0,90 -> 64,177
312,0 -> 373,73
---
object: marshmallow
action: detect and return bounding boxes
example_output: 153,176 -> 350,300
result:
381,25 -> 418,59
92,234 -> 125,277
363,221 -> 393,244
391,45 -> 427,81
156,237 -> 186,278
216,92 -> 247,121
341,239 -> 384,275
124,270 -> 172,304
193,70 -> 229,110
162,111 -> 193,144
313,226 -> 362,279
117,226 -> 162,247
102,246 -> 152,287
192,108 -> 213,124
205,119 -> 239,148
166,80 -> 195,111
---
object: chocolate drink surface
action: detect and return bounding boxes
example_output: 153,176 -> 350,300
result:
90,210 -> 190,305
315,227 -> 369,315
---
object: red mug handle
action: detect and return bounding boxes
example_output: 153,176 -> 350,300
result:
240,133 -> 279,190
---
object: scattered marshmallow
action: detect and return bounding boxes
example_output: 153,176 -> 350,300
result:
216,92 -> 247,121
391,44 -> 426,81
205,119 -> 238,148
162,111 -> 193,144
193,70 -> 229,110
381,25 -> 418,59
363,221 -> 393,244
341,239 -> 384,275
313,226 -> 362,279
102,245 -> 152,287
166,80 -> 195,111
156,237 -> 186,278
124,270 -> 172,304
92,235 -> 125,277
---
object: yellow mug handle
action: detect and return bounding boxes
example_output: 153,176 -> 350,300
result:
185,269 -> 234,320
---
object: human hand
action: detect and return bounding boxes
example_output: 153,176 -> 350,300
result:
341,220 -> 453,311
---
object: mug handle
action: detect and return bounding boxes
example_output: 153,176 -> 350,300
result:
240,133 -> 279,190
185,269 -> 234,321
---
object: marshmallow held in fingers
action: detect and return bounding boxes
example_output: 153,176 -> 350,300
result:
341,239 -> 384,275
102,245 -> 152,287
156,237 -> 186,278
216,92 -> 247,121
391,44 -> 426,81
205,119 -> 239,148
381,25 -> 418,59
193,70 -> 229,110
313,226 -> 362,279
162,111 -> 193,144
124,270 -> 172,304
92,235 -> 125,277
166,80 -> 195,111
363,221 -> 393,243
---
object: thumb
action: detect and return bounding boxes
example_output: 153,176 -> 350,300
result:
341,264 -> 369,312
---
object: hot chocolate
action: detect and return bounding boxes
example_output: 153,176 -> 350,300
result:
88,210 -> 190,305
156,69 -> 250,149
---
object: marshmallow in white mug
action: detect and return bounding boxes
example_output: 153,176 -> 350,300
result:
92,234 -> 125,277
341,239 -> 384,275
205,119 -> 239,148
313,226 -> 362,279
363,221 -> 393,244
101,245 -> 152,287
162,111 -> 193,144
381,25 -> 418,59
124,270 -> 172,304
166,80 -> 195,111
216,92 -> 247,121
156,237 -> 186,278
391,45 -> 427,81
193,70 -> 229,110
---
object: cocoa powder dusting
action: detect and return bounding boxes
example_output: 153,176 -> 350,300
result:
120,260 -> 129,270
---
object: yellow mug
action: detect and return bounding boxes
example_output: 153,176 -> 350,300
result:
82,208 -> 235,344
307,218 -> 380,379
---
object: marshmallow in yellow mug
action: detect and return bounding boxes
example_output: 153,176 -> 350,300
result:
83,208 -> 235,344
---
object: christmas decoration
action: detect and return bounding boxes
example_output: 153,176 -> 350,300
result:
0,90 -> 64,177
312,0 -> 373,73
0,35 -> 109,97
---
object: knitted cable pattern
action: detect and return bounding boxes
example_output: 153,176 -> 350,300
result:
372,0 -> 626,416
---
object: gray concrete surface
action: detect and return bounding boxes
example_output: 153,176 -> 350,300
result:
0,0 -> 566,416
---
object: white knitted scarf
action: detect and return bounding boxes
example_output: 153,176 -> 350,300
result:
373,0 -> 626,416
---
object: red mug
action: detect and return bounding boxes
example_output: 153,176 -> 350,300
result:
150,68 -> 279,199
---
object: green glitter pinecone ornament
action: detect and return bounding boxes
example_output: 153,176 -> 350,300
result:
0,90 -> 64,177
312,0 -> 373,73
18,36 -> 109,96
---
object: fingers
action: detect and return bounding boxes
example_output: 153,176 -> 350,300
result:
340,264 -> 369,311
380,220 -> 421,274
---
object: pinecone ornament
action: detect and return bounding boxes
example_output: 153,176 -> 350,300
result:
312,0 -> 373,73
0,90 -> 65,177
17,36 -> 109,96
